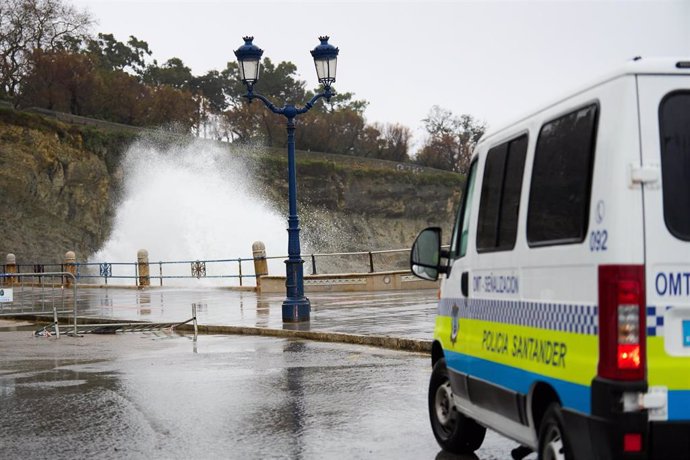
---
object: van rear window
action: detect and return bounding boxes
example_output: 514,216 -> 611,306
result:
527,104 -> 598,246
659,91 -> 690,241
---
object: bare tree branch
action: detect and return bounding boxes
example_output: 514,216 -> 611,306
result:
0,0 -> 92,99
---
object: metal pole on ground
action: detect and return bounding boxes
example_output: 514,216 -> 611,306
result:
53,300 -> 60,338
71,273 -> 77,336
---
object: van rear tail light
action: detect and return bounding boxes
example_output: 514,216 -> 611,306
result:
618,303 -> 640,369
618,344 -> 641,369
598,265 -> 646,381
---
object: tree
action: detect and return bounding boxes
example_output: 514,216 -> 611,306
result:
223,58 -> 307,144
335,121 -> 412,162
18,48 -> 99,114
192,70 -> 229,113
294,90 -> 365,154
85,33 -> 151,75
142,57 -> 193,89
353,124 -> 385,158
415,132 -> 458,171
97,70 -> 148,125
297,104 -> 365,154
188,69 -> 233,138
142,84 -> 198,130
0,0 -> 92,99
415,105 -> 486,173
378,123 -> 412,161
223,58 -> 411,159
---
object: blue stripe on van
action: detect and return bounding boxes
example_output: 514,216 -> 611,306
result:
669,391 -> 690,420
445,350 -> 690,421
445,349 -> 591,415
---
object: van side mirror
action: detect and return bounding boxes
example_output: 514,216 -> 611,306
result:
410,227 -> 448,281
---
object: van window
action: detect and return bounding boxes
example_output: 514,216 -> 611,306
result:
659,91 -> 690,241
476,135 -> 528,252
527,104 -> 598,246
451,160 -> 478,258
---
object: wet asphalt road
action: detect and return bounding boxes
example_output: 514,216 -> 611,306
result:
0,331 -> 528,460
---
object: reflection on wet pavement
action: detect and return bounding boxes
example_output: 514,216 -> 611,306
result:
0,332 -> 524,459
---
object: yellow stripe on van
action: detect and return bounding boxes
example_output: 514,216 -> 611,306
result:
647,337 -> 690,390
435,316 -> 597,387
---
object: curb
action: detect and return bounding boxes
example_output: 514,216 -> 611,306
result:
180,323 -> 432,353
1,315 -> 432,354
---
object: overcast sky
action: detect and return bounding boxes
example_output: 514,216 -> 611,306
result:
73,0 -> 690,145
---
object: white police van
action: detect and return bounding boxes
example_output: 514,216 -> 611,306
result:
410,58 -> 690,459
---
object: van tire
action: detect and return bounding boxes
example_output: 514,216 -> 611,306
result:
429,358 -> 486,454
537,403 -> 573,460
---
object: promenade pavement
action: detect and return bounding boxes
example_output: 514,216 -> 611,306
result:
1,286 -> 439,351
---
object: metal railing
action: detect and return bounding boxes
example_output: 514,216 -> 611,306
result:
0,272 -> 78,336
5,259 -> 250,288
0,272 -> 199,338
304,248 -> 410,275
2,247 -> 417,287
82,258 -> 251,286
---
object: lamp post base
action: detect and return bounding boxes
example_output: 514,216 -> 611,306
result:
282,297 -> 311,322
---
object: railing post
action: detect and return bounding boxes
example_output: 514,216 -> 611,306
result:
71,274 -> 77,336
311,254 -> 317,275
53,297 -> 60,338
159,262 -> 163,287
238,259 -> 243,287
5,254 -> 17,286
64,251 -> 76,287
252,241 -> 268,290
368,251 -> 374,273
192,303 -> 198,336
137,249 -> 150,288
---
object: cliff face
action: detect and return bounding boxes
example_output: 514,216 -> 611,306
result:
0,111 -> 130,263
0,109 -> 463,265
250,153 -> 462,254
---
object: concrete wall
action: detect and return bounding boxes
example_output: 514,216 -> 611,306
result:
259,270 -> 438,293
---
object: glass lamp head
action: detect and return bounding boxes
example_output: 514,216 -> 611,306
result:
234,36 -> 264,86
310,36 -> 339,87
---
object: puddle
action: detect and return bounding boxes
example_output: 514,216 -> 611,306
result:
18,379 -> 88,389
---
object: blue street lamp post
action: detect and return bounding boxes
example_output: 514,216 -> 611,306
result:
235,36 -> 339,323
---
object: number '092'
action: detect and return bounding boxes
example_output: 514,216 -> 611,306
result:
589,229 -> 608,251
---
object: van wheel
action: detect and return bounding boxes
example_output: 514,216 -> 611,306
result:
537,404 -> 573,460
429,358 -> 486,454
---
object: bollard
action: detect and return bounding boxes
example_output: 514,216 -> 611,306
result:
137,249 -> 150,288
5,253 -> 17,286
252,241 -> 268,290
63,251 -> 76,287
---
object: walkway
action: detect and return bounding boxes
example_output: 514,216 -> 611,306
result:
2,286 -> 439,350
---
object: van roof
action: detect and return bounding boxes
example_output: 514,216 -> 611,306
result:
478,57 -> 690,146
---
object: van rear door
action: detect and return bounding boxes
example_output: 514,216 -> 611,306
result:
637,73 -> 690,421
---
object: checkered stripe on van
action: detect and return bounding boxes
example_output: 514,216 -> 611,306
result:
646,306 -> 670,337
439,298 -> 599,335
